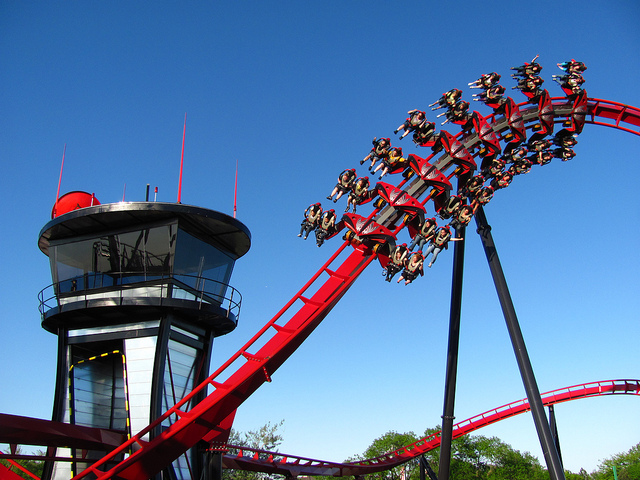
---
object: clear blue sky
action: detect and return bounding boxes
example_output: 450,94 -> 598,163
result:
1,0 -> 639,474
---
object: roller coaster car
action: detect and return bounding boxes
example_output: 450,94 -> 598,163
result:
529,89 -> 555,137
432,130 -> 477,177
499,98 -> 526,144
406,153 -> 453,194
341,213 -> 396,255
373,182 -> 426,221
561,89 -> 588,135
467,112 -> 501,161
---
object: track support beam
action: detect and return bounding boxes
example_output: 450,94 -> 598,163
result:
438,223 -> 466,480
474,206 -> 566,480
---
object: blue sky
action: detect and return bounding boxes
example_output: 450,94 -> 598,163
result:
1,0 -> 639,474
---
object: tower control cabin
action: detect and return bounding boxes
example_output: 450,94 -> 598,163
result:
37,197 -> 251,480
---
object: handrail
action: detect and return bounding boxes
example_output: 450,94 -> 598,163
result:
37,272 -> 243,320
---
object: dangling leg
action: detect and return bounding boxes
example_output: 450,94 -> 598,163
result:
428,247 -> 443,267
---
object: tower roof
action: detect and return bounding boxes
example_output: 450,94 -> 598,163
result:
38,202 -> 251,259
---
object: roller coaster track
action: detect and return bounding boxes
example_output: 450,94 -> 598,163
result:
59,94 -> 639,480
222,379 -> 640,477
1,80 -> 638,480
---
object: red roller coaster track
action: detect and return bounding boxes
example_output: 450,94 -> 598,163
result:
222,379 -> 640,478
1,92 -> 638,480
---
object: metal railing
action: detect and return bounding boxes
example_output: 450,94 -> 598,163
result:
38,272 -> 242,320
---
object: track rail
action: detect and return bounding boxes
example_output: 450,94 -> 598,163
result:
221,379 -> 640,477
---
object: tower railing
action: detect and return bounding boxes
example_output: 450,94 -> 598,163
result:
38,273 -> 243,320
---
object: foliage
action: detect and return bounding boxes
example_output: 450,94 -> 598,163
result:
228,420 -> 285,452
0,447 -> 44,480
352,430 -> 421,480
591,442 -> 640,480
223,420 -> 285,480
223,423 -> 639,480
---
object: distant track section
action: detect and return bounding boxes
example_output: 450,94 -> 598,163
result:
222,379 -> 640,478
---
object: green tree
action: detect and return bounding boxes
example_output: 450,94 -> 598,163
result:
0,447 -> 44,480
224,421 -> 285,480
350,430 -> 421,480
592,442 -> 640,480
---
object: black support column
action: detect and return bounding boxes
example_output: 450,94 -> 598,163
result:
438,224 -> 466,480
474,206 -> 565,480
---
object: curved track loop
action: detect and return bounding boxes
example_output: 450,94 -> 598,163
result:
222,379 -> 640,477
67,96 -> 639,480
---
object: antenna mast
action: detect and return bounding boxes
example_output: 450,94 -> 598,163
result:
234,159 -> 238,218
54,144 -> 66,217
177,113 -> 187,203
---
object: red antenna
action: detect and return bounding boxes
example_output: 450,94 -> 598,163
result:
54,144 -> 66,217
177,113 -> 187,203
234,159 -> 238,218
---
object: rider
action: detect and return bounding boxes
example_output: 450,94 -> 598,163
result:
511,55 -> 542,78
424,226 -> 463,268
408,217 -> 437,252
460,174 -> 485,200
482,157 -> 506,178
327,168 -> 357,203
554,148 -> 576,162
315,209 -> 337,247
345,177 -> 371,213
412,120 -> 437,146
471,186 -> 494,210
438,194 -> 463,220
395,110 -> 428,139
490,171 -> 513,191
384,243 -> 409,282
397,252 -> 425,285
373,147 -> 405,180
361,137 -> 391,172
431,88 -> 463,110
558,59 -> 587,74
449,204 -> 475,230
298,203 -> 322,240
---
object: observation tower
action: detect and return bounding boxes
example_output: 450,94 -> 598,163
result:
37,193 -> 251,480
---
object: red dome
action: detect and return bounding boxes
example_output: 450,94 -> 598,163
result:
52,191 -> 100,218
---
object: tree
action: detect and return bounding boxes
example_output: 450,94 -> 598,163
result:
224,421 -> 285,480
228,420 -> 285,452
591,442 -> 640,480
351,430 -> 421,480
0,447 -> 44,480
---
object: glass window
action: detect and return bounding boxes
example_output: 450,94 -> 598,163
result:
70,344 -> 128,432
174,229 -> 235,301
50,223 -> 176,291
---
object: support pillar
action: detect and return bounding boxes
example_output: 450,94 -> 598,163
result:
474,206 -> 565,480
437,224 -> 466,480
420,456 -> 438,480
204,451 -> 223,480
548,405 -> 564,469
